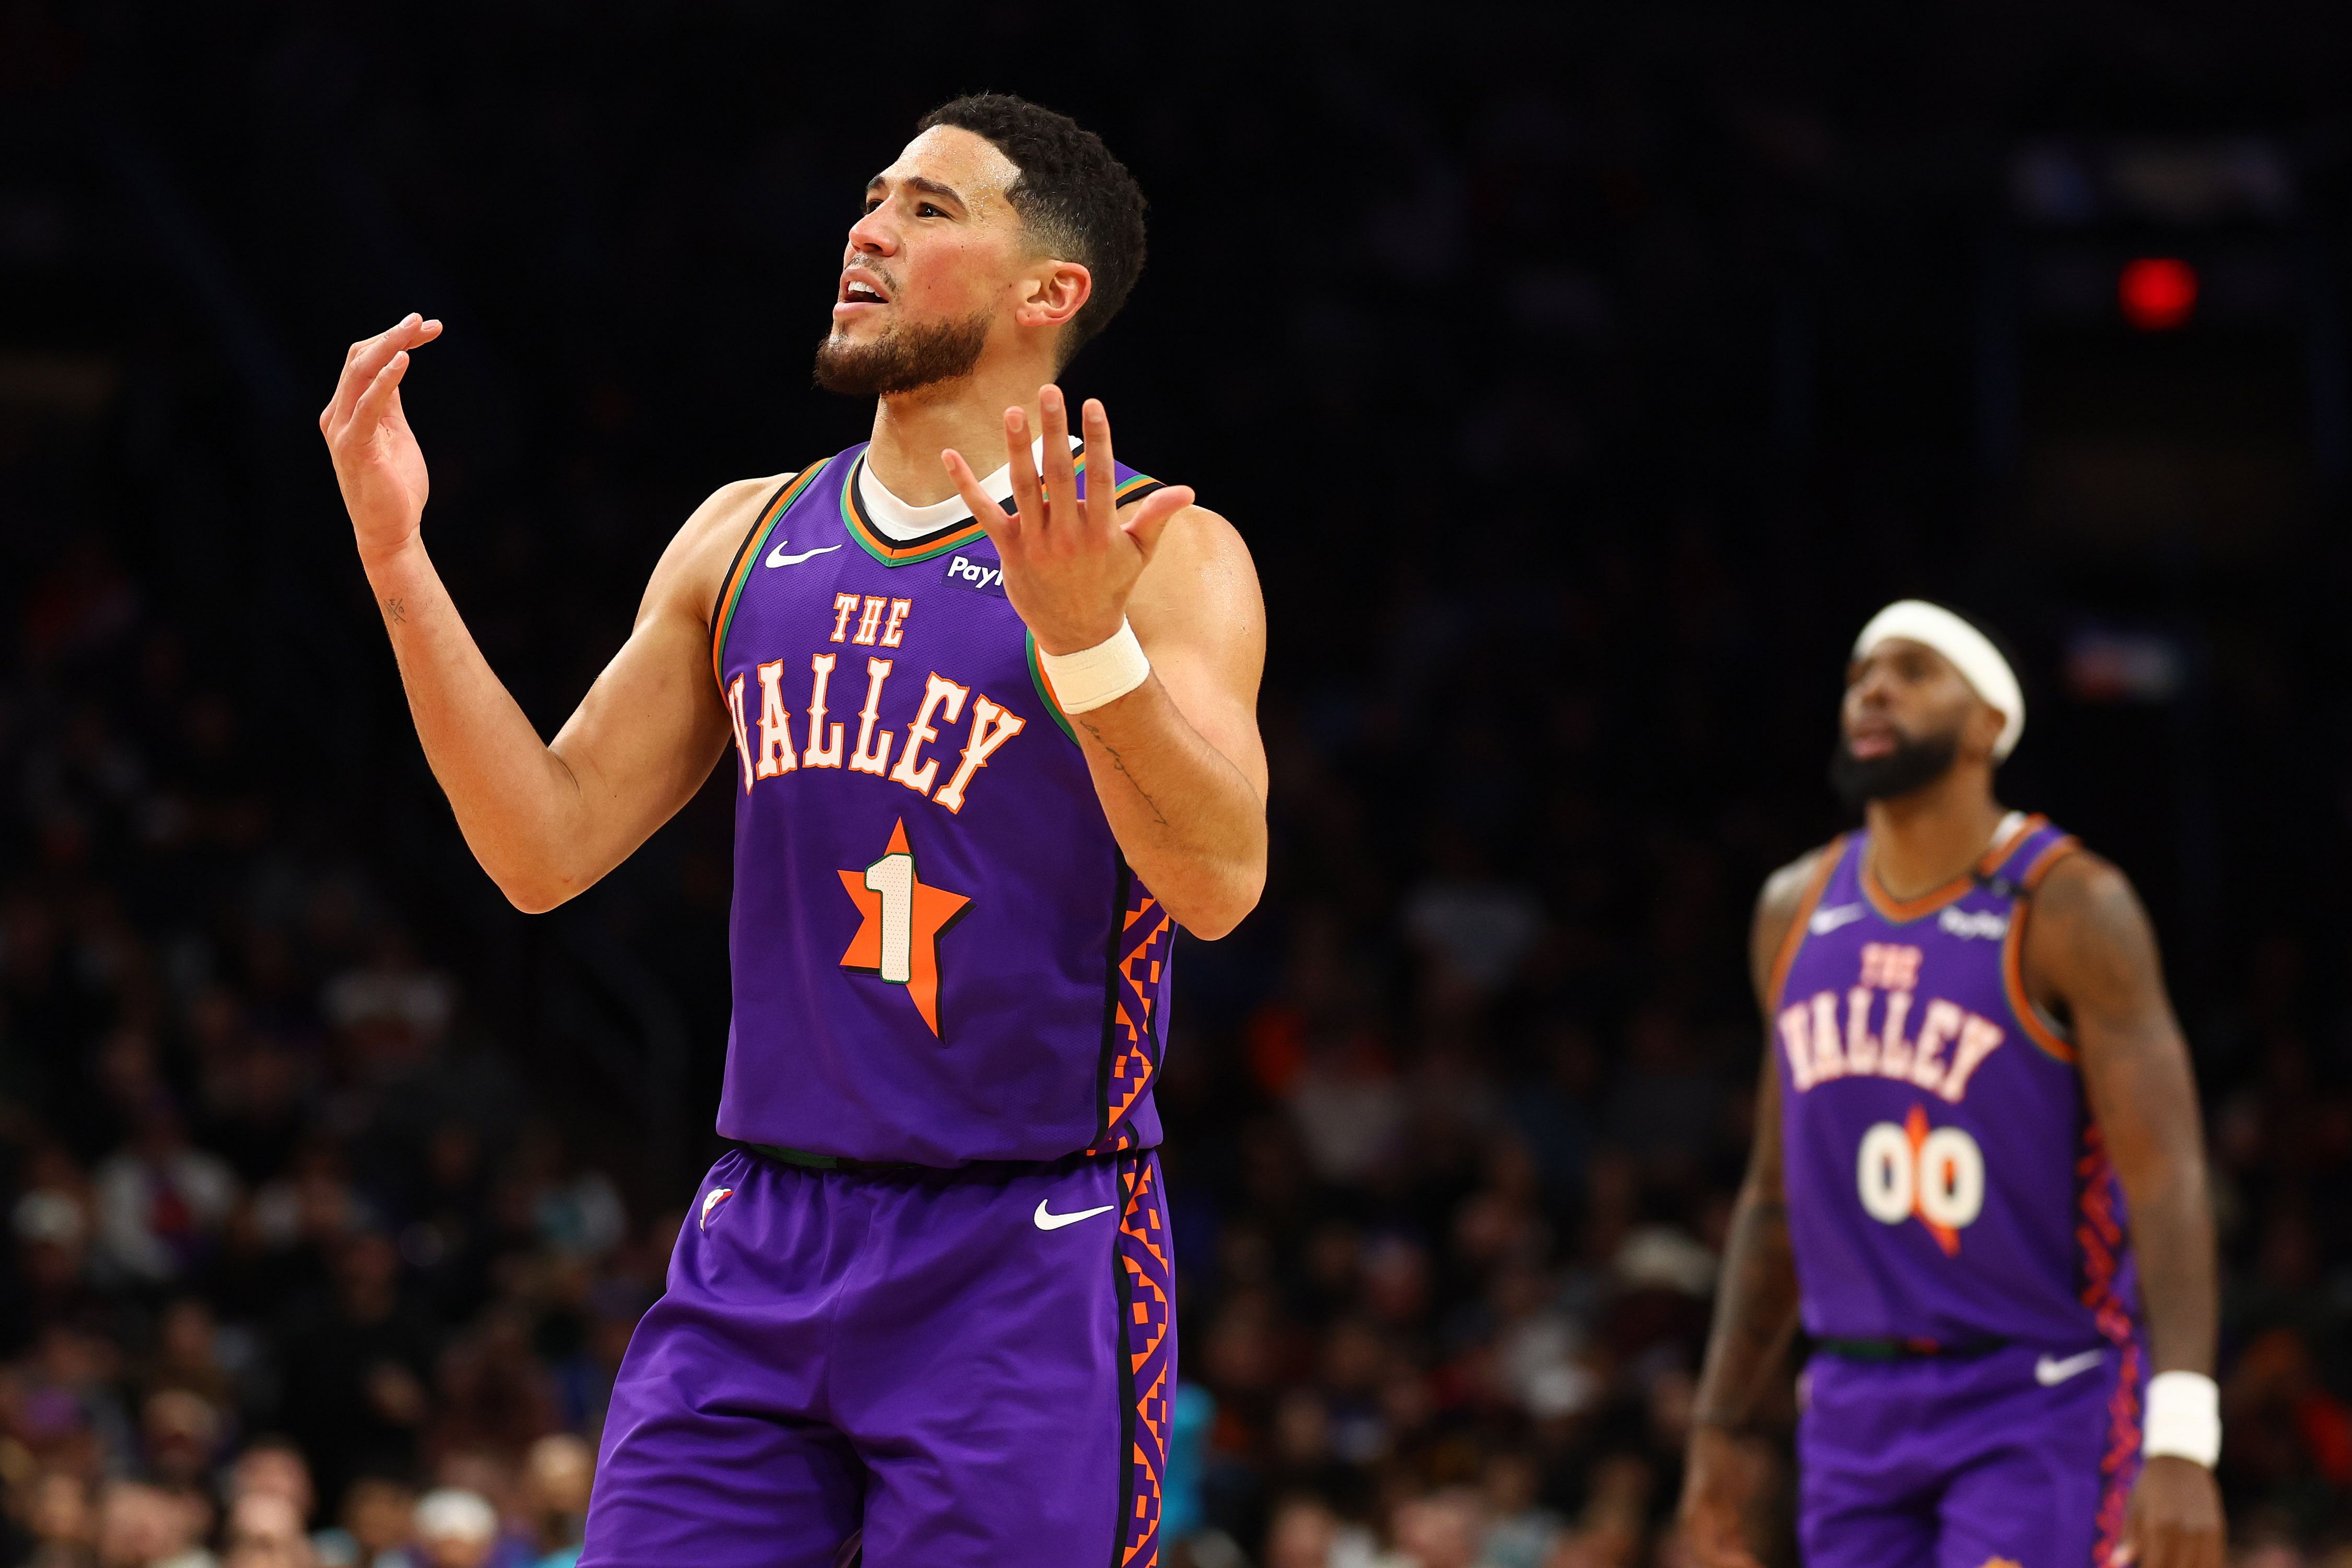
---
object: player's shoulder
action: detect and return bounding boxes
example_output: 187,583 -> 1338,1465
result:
644,472 -> 799,622
1756,839 -> 1843,927
2023,843 -> 2148,951
687,471 -> 800,545
1151,501 -> 1255,580
1129,501 -> 1263,658
1749,838 -> 1844,998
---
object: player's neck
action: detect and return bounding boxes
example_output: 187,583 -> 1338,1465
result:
1863,768 -> 2007,901
863,360 -> 1060,507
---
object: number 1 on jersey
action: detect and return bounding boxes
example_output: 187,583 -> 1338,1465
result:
837,819 -> 972,1041
864,850 -> 915,983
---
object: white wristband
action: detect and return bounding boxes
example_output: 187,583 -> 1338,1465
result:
1038,618 -> 1150,715
2143,1371 -> 2221,1467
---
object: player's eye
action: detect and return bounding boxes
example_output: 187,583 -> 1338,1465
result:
863,198 -> 882,215
916,203 -> 946,218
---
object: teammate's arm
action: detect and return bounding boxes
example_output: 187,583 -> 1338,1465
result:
2026,853 -> 2225,1568
321,314 -> 754,913
944,389 -> 1267,939
1677,850 -> 1819,1568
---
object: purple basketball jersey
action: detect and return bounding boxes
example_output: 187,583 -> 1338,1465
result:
1770,815 -> 2142,1353
708,444 -> 1178,1164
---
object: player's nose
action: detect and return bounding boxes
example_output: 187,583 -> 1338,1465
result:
846,207 -> 898,257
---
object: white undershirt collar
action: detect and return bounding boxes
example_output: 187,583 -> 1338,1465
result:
856,435 -> 1080,543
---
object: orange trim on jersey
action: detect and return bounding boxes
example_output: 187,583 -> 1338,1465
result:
1859,812 -> 2049,924
1767,836 -> 1849,1012
2001,832 -> 2083,1064
709,463 -> 830,688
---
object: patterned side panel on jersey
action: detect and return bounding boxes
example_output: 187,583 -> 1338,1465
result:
2077,1123 -> 2143,1566
1092,877 -> 1175,1152
1113,1152 -> 1174,1568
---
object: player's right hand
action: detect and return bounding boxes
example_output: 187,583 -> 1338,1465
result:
320,312 -> 442,569
1676,1426 -> 1767,1568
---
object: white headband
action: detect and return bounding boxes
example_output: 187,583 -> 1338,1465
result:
1853,600 -> 2026,761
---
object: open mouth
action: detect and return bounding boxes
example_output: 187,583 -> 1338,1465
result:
1845,726 -> 1898,759
839,273 -> 890,306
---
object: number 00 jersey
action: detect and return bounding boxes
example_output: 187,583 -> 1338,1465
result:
1771,814 -> 2142,1350
709,444 -> 1178,1165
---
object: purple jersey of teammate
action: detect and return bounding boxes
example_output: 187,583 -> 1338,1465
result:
1771,811 -> 2147,1560
1771,812 -> 2140,1349
710,443 -> 1178,1165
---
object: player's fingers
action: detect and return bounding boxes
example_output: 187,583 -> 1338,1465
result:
1119,484 -> 1194,563
1038,385 -> 1078,529
1080,398 -> 1119,536
1003,407 -> 1046,530
345,351 -> 410,445
940,450 -> 1016,544
330,315 -> 432,431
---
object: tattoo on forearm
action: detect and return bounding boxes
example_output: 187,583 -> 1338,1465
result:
1076,717 -> 1170,826
384,596 -> 406,626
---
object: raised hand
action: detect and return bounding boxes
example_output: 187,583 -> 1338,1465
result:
320,313 -> 443,568
940,385 -> 1196,656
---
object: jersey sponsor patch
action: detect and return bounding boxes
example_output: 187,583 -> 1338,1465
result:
942,551 -> 1008,598
1938,905 -> 2009,940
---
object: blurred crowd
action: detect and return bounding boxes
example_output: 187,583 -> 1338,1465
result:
8,3 -> 2352,1566
0,549 -> 672,1567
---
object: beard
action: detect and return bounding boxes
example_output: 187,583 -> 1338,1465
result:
812,308 -> 994,397
1828,725 -> 1961,810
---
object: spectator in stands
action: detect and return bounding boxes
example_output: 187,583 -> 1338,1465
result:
407,1493 -> 495,1568
516,1438 -> 589,1568
90,1107 -> 236,1288
269,1235 -> 436,1510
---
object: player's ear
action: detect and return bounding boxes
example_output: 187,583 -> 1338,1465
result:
1016,261 -> 1092,331
1965,699 -> 2007,760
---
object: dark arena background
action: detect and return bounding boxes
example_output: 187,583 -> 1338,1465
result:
5,4 -> 2352,1565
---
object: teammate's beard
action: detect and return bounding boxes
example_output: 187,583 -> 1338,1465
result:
813,309 -> 995,397
1829,725 -> 1962,810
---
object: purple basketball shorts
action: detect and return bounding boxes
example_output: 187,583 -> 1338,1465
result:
580,1146 -> 1175,1568
1797,1338 -> 2146,1568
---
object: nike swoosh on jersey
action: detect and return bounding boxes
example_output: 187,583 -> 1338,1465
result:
767,540 -> 843,568
1808,903 -> 1866,935
2033,1349 -> 2107,1386
1032,1199 -> 1116,1231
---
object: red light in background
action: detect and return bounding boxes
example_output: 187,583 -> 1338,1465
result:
2120,257 -> 2197,331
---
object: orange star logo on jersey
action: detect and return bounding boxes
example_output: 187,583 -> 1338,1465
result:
838,819 -> 971,1039
1908,1104 -> 1963,1257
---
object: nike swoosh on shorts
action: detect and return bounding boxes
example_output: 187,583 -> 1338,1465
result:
1033,1199 -> 1116,1231
2034,1349 -> 2107,1386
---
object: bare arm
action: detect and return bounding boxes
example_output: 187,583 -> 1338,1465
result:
944,388 -> 1267,939
1680,848 -> 1823,1567
2025,851 -> 2224,1568
321,314 -> 761,912
1069,505 -> 1266,939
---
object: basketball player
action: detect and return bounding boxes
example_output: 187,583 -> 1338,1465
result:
318,96 -> 1265,1567
1678,603 -> 2224,1568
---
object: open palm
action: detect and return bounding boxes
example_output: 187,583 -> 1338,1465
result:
941,385 -> 1195,656
320,313 -> 442,567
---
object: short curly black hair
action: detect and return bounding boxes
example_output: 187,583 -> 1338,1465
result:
917,93 -> 1148,364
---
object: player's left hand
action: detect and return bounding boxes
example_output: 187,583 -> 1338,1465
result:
2112,1455 -> 2224,1568
942,385 -> 1196,656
